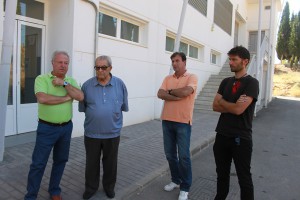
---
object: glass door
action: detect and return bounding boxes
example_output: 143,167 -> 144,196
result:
5,21 -> 45,135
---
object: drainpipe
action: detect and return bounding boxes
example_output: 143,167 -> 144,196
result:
265,0 -> 275,107
83,0 -> 99,64
0,0 -> 18,162
169,0 -> 189,75
256,0 -> 263,106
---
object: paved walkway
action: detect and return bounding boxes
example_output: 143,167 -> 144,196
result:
0,109 -> 220,200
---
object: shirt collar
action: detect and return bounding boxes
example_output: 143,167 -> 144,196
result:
47,72 -> 68,80
172,71 -> 188,78
93,73 -> 115,86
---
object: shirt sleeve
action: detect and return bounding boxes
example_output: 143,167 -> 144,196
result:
121,81 -> 129,112
217,78 -> 228,96
68,77 -> 80,89
34,75 -> 47,94
78,83 -> 86,112
159,77 -> 168,91
187,74 -> 198,92
244,78 -> 259,102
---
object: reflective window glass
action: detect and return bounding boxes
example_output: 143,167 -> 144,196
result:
4,0 -> 44,20
165,36 -> 175,52
121,20 -> 139,43
99,12 -> 117,37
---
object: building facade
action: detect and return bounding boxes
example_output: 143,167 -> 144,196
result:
0,0 -> 282,139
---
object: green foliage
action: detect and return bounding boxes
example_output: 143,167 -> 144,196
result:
277,3 -> 300,69
276,2 -> 291,60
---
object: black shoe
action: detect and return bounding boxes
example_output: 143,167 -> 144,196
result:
104,190 -> 115,199
83,191 -> 96,200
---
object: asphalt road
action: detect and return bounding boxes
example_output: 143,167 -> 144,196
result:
127,97 -> 300,200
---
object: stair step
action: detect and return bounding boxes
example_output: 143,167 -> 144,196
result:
194,105 -> 213,111
194,100 -> 212,106
202,87 -> 219,93
197,91 -> 216,97
196,96 -> 214,101
202,85 -> 219,90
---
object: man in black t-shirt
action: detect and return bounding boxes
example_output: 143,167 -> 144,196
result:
212,46 -> 259,200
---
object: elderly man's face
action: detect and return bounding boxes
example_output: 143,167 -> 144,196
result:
52,53 -> 69,78
95,59 -> 112,82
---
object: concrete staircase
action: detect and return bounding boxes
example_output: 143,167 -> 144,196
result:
194,60 -> 234,111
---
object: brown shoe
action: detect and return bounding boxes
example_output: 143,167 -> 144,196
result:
51,195 -> 62,200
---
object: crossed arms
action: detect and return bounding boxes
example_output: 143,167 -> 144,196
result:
36,77 -> 84,105
212,93 -> 253,115
157,86 -> 194,101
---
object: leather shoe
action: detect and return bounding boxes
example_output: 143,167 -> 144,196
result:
104,190 -> 115,199
83,191 -> 96,200
51,195 -> 62,200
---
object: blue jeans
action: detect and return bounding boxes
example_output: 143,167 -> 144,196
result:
162,120 -> 192,192
24,121 -> 73,200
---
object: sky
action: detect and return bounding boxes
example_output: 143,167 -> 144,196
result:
287,0 -> 300,15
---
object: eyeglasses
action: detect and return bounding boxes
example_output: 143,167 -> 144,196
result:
94,66 -> 110,71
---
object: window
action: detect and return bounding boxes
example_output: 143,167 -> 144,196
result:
99,13 -> 117,37
211,51 -> 220,65
4,0 -> 44,20
211,54 -> 217,64
265,6 -> 271,10
179,42 -> 188,55
166,36 -> 175,52
214,0 -> 233,35
188,0 -> 207,16
165,35 -> 201,60
121,21 -> 139,43
98,11 -> 145,44
189,45 -> 198,59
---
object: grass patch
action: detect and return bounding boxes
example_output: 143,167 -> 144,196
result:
273,65 -> 300,97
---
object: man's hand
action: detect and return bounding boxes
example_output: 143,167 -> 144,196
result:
237,94 -> 249,104
157,89 -> 182,101
52,77 -> 64,87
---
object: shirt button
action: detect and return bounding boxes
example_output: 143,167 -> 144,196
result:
104,93 -> 106,95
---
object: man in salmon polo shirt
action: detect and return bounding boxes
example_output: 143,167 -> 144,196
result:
157,52 -> 198,200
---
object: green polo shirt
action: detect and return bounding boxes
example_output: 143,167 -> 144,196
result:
34,73 -> 80,123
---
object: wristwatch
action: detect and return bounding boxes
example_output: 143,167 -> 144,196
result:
63,81 -> 69,87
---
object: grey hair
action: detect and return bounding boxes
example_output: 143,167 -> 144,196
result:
95,55 -> 112,66
51,51 -> 69,63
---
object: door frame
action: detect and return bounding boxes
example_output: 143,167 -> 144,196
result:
5,20 -> 46,136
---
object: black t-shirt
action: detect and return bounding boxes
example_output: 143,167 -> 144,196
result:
215,75 -> 259,140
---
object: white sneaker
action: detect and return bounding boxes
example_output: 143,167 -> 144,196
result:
164,182 -> 179,191
178,191 -> 188,200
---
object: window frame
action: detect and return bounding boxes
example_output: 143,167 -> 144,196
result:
165,33 -> 203,61
98,4 -> 148,46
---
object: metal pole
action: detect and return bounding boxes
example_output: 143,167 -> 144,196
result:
256,0 -> 263,106
169,0 -> 189,75
0,0 -> 18,162
265,0 -> 275,107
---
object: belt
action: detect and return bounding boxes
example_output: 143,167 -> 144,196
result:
39,119 -> 71,126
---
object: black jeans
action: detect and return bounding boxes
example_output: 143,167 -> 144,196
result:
84,136 -> 120,194
213,134 -> 254,200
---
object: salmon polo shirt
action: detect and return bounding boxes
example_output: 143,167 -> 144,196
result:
160,71 -> 198,125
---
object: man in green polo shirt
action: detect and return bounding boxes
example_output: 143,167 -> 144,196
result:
25,51 -> 84,200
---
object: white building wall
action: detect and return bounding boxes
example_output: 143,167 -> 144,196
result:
0,0 -> 3,58
69,0 -> 251,137
0,0 -> 282,138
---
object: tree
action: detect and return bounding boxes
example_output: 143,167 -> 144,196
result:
288,13 -> 297,68
296,12 -> 300,68
276,2 -> 291,61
